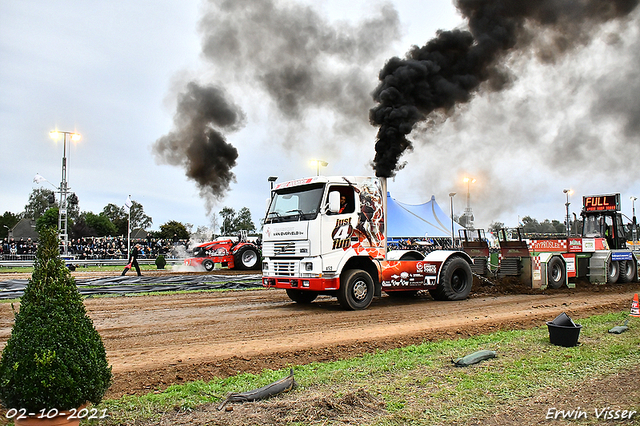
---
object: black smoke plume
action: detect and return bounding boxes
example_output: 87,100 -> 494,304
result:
153,82 -> 245,211
199,0 -> 400,144
156,0 -> 401,214
370,0 -> 640,177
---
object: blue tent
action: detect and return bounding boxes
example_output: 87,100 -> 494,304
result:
387,193 -> 463,238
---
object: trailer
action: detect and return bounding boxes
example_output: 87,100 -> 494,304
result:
472,194 -> 639,289
261,176 -> 473,310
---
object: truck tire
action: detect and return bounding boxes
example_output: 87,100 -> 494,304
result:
429,257 -> 473,301
337,269 -> 374,310
547,256 -> 565,289
202,259 -> 215,271
286,289 -> 318,304
234,246 -> 260,270
618,259 -> 636,283
607,260 -> 620,284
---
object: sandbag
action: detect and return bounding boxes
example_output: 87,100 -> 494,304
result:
608,319 -> 630,334
452,350 -> 497,367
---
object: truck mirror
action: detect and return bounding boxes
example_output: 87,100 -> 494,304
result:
328,191 -> 341,213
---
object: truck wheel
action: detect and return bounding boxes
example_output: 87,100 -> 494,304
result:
618,260 -> 636,283
607,260 -> 620,284
202,259 -> 215,271
234,246 -> 260,270
547,256 -> 565,289
429,257 -> 472,301
286,289 -> 318,304
337,269 -> 374,310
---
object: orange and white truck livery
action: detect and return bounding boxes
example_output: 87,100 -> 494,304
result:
261,176 -> 473,310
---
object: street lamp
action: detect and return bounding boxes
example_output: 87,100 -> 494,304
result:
310,159 -> 328,176
563,189 -> 573,238
631,196 -> 637,249
49,130 -> 81,256
449,192 -> 456,247
462,177 -> 476,229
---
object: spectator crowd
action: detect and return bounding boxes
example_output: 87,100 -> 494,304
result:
1,236 -> 190,260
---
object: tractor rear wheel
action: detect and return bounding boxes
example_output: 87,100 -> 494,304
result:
234,246 -> 260,270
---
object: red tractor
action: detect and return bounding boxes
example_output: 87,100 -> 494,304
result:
184,234 -> 261,271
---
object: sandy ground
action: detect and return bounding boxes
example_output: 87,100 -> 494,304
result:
0,270 -> 636,402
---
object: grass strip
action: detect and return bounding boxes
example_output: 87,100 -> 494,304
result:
81,311 -> 639,425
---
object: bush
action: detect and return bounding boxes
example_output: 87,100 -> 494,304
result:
0,227 -> 112,412
155,254 -> 166,269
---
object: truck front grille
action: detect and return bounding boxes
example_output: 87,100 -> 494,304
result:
273,261 -> 298,276
263,241 -> 310,257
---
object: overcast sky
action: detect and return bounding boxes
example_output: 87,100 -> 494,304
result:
2,0 -> 640,235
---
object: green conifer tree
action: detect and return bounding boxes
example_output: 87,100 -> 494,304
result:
0,227 -> 112,411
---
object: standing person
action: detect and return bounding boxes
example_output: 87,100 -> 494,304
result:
122,244 -> 142,276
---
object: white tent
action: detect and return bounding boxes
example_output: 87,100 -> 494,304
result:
387,193 -> 463,238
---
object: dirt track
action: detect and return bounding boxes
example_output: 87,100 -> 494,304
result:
0,271 -> 638,400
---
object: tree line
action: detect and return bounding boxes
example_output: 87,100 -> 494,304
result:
0,188 -> 257,241
488,216 -> 567,235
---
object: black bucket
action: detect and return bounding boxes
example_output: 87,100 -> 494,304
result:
550,312 -> 576,327
547,312 -> 582,347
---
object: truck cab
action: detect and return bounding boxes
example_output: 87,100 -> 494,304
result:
261,176 -> 473,310
581,211 -> 627,250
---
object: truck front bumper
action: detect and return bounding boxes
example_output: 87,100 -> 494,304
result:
262,276 -> 340,291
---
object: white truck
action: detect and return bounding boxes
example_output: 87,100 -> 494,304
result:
261,176 -> 474,310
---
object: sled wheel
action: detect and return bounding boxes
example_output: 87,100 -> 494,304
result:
234,246 -> 260,270
607,259 -> 620,284
337,269 -> 374,310
202,259 -> 215,271
619,259 -> 636,283
286,289 -> 318,304
429,257 -> 473,301
547,256 -> 565,289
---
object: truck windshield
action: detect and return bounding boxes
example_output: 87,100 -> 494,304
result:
265,183 -> 325,223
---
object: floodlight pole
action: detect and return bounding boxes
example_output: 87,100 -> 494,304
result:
49,130 -> 81,256
563,189 -> 572,238
449,192 -> 456,247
